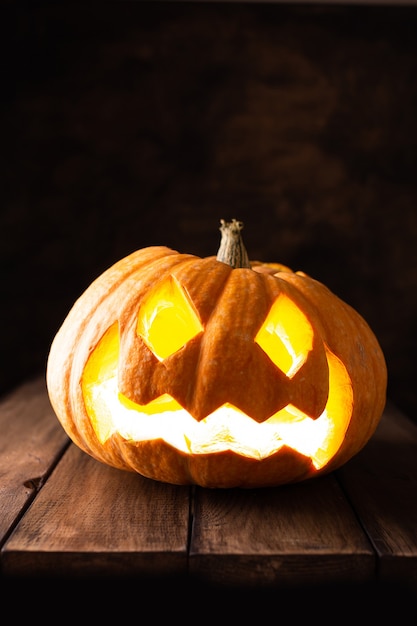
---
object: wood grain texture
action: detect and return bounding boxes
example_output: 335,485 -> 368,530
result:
2,444 -> 190,578
0,377 -> 69,542
189,475 -> 374,587
1,377 -> 417,600
337,401 -> 417,592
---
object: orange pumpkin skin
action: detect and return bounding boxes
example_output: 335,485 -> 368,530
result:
46,239 -> 387,488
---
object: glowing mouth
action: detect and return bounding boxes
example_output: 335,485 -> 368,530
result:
82,327 -> 353,470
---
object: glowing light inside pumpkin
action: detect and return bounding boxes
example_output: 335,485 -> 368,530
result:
255,294 -> 314,377
82,318 -> 353,469
137,275 -> 203,361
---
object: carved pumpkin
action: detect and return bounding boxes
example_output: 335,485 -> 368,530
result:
46,219 -> 387,488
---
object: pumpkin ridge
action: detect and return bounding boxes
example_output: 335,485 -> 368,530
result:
46,220 -> 388,488
47,248 -> 196,454
118,255 -> 231,406
189,268 -> 286,421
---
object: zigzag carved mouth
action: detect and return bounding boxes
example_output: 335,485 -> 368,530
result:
82,324 -> 353,470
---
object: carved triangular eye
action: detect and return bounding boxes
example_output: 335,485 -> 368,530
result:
255,294 -> 314,377
137,275 -> 203,361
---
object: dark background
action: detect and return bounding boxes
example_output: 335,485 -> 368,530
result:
3,1 -> 417,422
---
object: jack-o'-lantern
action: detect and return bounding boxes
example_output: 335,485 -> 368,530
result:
46,219 -> 387,488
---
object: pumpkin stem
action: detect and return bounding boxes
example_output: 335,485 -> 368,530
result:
216,219 -> 251,269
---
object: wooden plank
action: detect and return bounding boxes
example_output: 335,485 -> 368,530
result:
1,443 -> 191,578
2,376 -> 415,605
189,473 -> 375,588
337,402 -> 417,593
0,377 -> 69,545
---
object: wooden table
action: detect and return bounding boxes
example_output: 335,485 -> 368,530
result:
1,376 -> 416,612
